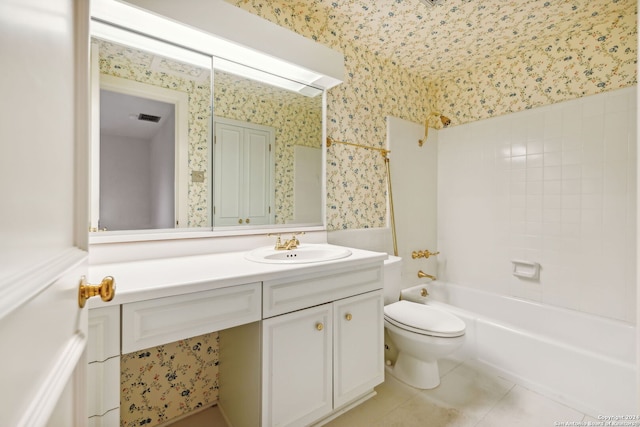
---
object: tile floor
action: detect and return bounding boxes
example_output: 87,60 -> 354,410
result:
325,359 -> 593,427
171,358 -> 595,427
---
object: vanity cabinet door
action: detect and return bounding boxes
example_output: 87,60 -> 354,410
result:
262,304 -> 332,427
333,290 -> 385,408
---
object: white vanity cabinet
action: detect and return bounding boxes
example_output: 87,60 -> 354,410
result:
86,250 -> 386,427
261,265 -> 384,427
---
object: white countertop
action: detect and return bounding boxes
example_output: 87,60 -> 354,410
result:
87,244 -> 388,308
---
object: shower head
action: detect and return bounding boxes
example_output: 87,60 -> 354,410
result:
418,112 -> 451,146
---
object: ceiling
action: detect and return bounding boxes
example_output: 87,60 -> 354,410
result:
229,0 -> 633,81
100,90 -> 174,140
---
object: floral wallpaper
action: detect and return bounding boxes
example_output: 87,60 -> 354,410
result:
431,0 -> 638,125
225,0 -> 637,230
97,39 -> 212,227
214,70 -> 322,223
120,332 -> 219,427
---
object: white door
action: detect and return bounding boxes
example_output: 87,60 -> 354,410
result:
214,117 -> 274,226
0,1 -> 92,425
215,122 -> 244,226
244,127 -> 272,225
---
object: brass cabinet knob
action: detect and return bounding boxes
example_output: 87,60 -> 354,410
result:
246,218 -> 250,224
238,218 -> 243,224
345,313 -> 353,321
78,276 -> 115,308
316,322 -> 324,331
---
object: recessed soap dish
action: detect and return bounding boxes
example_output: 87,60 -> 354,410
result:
512,260 -> 540,280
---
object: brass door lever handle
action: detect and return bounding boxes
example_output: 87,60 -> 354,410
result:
78,276 -> 115,308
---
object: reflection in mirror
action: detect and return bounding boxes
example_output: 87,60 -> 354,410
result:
90,36 -> 212,232
213,69 -> 323,227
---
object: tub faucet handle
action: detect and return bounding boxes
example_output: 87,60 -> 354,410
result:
412,249 -> 440,259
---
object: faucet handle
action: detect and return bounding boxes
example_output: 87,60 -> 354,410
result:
412,249 -> 440,259
268,233 -> 284,249
423,250 -> 439,258
290,231 -> 305,244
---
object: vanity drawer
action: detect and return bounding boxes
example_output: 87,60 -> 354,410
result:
263,265 -> 382,318
122,282 -> 261,353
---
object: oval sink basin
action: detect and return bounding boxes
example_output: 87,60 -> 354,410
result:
245,244 -> 352,264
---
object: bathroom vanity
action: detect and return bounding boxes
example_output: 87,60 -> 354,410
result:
84,3 -> 359,426
86,245 -> 386,427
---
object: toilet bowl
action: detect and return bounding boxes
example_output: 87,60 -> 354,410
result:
383,256 -> 466,389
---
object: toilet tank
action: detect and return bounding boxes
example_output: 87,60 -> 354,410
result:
383,255 -> 403,305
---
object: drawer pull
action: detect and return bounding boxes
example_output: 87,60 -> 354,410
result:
345,313 -> 353,321
316,322 -> 324,331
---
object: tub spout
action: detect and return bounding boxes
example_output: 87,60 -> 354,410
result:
418,270 -> 437,281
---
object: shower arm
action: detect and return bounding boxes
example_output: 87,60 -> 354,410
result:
418,112 -> 451,146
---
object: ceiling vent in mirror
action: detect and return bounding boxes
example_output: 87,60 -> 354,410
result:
138,113 -> 161,123
418,0 -> 443,6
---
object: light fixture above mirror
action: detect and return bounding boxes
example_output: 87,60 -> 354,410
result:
91,0 -> 343,90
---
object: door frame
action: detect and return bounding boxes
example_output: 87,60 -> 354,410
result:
90,63 -> 190,229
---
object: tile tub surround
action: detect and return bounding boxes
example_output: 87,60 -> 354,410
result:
437,87 -> 637,323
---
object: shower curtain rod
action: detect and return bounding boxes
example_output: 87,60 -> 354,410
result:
325,136 -> 398,256
326,137 -> 390,158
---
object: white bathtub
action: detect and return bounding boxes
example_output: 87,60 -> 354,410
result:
400,281 -> 637,417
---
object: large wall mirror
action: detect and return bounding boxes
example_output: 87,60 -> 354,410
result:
89,24 -> 325,236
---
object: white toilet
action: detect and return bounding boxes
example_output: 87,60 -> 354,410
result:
383,256 -> 465,389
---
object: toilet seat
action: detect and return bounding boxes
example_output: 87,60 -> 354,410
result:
384,300 -> 465,338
